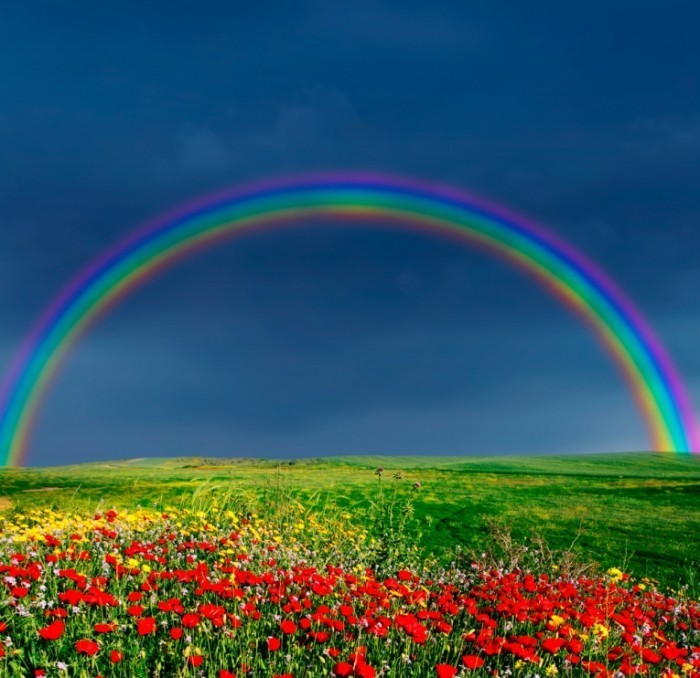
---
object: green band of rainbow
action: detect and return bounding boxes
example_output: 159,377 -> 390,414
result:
0,175 -> 697,464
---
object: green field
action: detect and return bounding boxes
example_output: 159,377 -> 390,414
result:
1,452 -> 699,589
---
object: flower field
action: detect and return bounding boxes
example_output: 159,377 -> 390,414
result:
1,476 -> 699,678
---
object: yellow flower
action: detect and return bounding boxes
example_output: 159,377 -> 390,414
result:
549,614 -> 565,628
606,567 -> 624,581
592,623 -> 609,638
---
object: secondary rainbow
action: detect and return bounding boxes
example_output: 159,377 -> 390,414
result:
0,173 -> 697,465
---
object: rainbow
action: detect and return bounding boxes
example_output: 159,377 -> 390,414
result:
0,174 -> 697,465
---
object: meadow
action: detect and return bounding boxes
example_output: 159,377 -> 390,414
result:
0,452 -> 698,676
2,452 -> 698,587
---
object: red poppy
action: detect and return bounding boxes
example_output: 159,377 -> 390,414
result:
94,622 -> 117,634
436,665 -> 458,678
75,639 -> 99,656
355,664 -> 376,678
280,619 -> 297,634
462,655 -> 485,670
568,639 -> 584,654
137,617 -> 157,635
334,662 -> 353,677
542,637 -> 566,653
641,648 -> 661,664
38,620 -> 65,641
110,650 -> 123,663
182,613 -> 201,628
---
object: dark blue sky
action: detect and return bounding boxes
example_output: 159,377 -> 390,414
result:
2,1 -> 699,464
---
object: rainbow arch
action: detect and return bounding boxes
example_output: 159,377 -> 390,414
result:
0,174 -> 697,465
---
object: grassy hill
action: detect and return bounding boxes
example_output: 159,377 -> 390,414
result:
2,452 -> 699,588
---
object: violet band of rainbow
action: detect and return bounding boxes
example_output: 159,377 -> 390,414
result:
0,175 -> 697,464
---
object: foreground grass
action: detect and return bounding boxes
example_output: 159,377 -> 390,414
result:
1,452 -> 698,589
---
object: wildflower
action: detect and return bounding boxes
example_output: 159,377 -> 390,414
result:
94,622 -> 117,633
137,617 -> 157,635
641,648 -> 661,664
75,639 -> 99,656
182,613 -> 200,628
592,623 -> 609,638
462,655 -> 485,670
541,638 -> 566,653
280,620 -> 297,635
549,614 -> 565,628
607,567 -> 624,581
38,621 -> 65,641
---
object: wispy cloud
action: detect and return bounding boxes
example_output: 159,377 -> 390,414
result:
626,116 -> 700,156
173,126 -> 232,175
157,86 -> 362,181
304,1 -> 481,51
